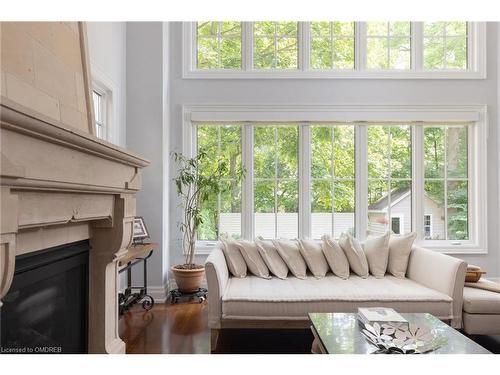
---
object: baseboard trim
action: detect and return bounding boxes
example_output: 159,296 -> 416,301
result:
148,285 -> 168,303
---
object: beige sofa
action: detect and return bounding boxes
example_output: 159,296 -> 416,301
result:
205,245 -> 467,350
462,286 -> 500,335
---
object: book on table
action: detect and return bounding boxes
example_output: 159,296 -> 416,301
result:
357,307 -> 408,327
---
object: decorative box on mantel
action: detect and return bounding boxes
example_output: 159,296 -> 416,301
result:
0,22 -> 150,354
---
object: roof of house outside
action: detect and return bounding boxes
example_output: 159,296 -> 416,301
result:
368,187 -> 410,211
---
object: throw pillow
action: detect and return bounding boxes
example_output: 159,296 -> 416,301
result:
298,239 -> 329,278
273,239 -> 308,279
220,239 -> 247,278
255,239 -> 289,279
387,232 -> 417,278
236,240 -> 271,279
363,232 -> 390,278
321,235 -> 350,279
338,233 -> 369,278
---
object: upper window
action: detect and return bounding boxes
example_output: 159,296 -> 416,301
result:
186,22 -> 485,78
196,22 -> 242,69
310,22 -> 355,70
253,22 -> 298,69
366,22 -> 411,70
423,22 -> 468,70
92,89 -> 106,140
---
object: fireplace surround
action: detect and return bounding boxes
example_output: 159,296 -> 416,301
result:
0,100 -> 149,353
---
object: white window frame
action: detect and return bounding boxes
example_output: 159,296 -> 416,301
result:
183,104 -> 487,255
92,88 -> 107,140
91,66 -> 120,144
183,22 -> 486,79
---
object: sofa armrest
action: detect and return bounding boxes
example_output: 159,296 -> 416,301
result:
205,246 -> 229,329
406,245 -> 467,328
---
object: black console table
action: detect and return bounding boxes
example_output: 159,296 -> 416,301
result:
118,242 -> 158,316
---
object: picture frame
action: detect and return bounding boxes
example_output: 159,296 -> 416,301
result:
132,216 -> 150,242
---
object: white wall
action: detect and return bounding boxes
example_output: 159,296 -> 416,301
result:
166,22 -> 500,277
126,22 -> 169,300
86,22 -> 127,147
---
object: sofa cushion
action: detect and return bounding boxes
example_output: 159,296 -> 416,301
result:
388,232 -> 417,278
339,233 -> 369,278
220,239 -> 247,278
463,287 -> 500,314
298,239 -> 329,278
236,240 -> 271,279
363,232 -> 390,278
321,235 -> 350,279
255,239 -> 288,279
274,239 -> 308,279
222,275 -> 453,320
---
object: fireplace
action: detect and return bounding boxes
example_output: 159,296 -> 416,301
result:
1,241 -> 89,354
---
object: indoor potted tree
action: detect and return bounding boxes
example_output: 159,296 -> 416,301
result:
171,151 -> 243,292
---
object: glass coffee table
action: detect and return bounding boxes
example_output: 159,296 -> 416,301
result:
309,312 -> 491,354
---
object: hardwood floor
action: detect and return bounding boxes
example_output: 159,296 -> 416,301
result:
119,301 -> 312,354
119,301 -> 500,354
119,301 -> 210,354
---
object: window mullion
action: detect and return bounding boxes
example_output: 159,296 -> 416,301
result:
444,127 -> 448,239
274,128 -> 278,237
300,22 -> 310,71
243,22 -> 253,71
356,22 -> 366,71
467,22 -> 473,70
299,124 -> 311,238
331,128 -> 335,236
387,130 -> 392,230
356,123 -> 368,240
242,124 -> 254,239
412,22 -> 423,71
413,124 -> 424,242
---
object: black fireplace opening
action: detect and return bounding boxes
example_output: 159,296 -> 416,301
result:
1,240 -> 89,354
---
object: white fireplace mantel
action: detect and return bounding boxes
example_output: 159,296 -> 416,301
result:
0,98 -> 150,353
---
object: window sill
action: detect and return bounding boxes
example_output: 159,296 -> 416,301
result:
190,242 -> 219,256
191,240 -> 487,256
183,69 -> 486,80
416,241 -> 487,255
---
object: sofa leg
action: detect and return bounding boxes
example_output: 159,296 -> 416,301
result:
211,329 -> 220,353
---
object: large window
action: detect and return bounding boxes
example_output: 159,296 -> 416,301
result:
424,125 -> 468,240
189,106 -> 485,254
367,125 -> 412,235
186,22 -> 484,78
254,125 -> 299,238
310,125 -> 355,238
196,124 -> 242,240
